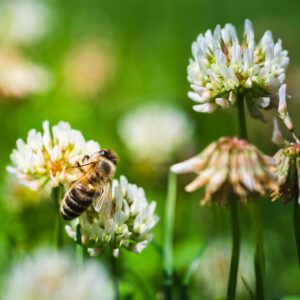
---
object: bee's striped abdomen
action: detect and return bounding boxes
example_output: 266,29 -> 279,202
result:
60,183 -> 95,220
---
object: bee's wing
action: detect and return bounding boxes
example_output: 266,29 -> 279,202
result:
65,161 -> 97,184
92,181 -> 113,214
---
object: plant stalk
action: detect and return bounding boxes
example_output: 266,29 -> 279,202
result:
111,252 -> 120,300
227,197 -> 241,300
294,193 -> 300,267
237,94 -> 248,140
52,185 -> 63,250
237,94 -> 265,298
76,224 -> 83,269
250,203 -> 265,299
163,171 -> 177,300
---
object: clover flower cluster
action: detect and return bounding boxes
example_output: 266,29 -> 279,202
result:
3,249 -> 114,300
196,239 -> 254,299
0,48 -> 52,100
188,19 -> 289,115
171,136 -> 278,205
63,38 -> 115,98
271,85 -> 300,203
7,121 -> 100,190
118,103 -> 193,164
66,175 -> 159,256
0,0 -> 53,46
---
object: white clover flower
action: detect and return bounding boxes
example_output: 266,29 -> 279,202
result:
188,19 -> 289,117
3,249 -> 114,300
7,121 -> 100,190
118,103 -> 193,164
0,0 -> 53,45
0,48 -> 52,100
65,175 -> 159,256
195,239 -> 254,299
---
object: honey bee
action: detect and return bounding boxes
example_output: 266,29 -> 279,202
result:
60,149 -> 118,220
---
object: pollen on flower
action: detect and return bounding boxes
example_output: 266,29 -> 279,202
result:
65,175 -> 159,256
171,137 -> 278,205
7,120 -> 100,190
188,19 -> 289,118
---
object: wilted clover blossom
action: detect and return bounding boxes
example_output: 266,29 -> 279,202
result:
7,120 -> 100,190
171,137 -> 278,205
188,19 -> 289,116
65,175 -> 159,257
271,85 -> 300,203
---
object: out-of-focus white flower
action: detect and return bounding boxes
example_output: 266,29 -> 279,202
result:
63,38 -> 115,99
195,239 -> 254,299
0,48 -> 52,100
65,175 -> 159,256
118,103 -> 193,164
0,0 -> 53,45
7,121 -> 100,190
3,249 -> 114,300
188,19 -> 289,117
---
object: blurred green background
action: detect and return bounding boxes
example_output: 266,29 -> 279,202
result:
0,0 -> 300,299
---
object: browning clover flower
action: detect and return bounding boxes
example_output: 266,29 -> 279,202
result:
171,137 -> 278,205
271,145 -> 300,203
7,121 -> 100,190
65,175 -> 159,257
271,85 -> 300,203
188,19 -> 289,117
3,249 -> 114,300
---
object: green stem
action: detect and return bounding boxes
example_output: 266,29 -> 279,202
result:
76,224 -> 83,269
237,94 -> 265,298
111,252 -> 120,300
227,197 -> 241,300
226,94 -> 246,300
250,203 -> 265,299
52,185 -> 63,250
294,194 -> 300,267
163,171 -> 177,300
237,94 -> 248,140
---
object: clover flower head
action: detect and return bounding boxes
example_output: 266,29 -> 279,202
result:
271,86 -> 300,203
3,249 -> 114,300
196,239 -> 254,299
65,175 -> 159,256
7,120 -> 100,190
0,0 -> 53,45
171,137 -> 278,205
271,146 -> 300,203
0,48 -> 52,100
118,103 -> 193,164
188,19 -> 289,117
63,38 -> 115,98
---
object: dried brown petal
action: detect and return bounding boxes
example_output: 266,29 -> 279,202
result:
171,136 -> 278,205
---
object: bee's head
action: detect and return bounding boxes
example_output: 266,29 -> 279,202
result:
98,149 -> 118,165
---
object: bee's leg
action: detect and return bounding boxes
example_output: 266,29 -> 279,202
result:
76,162 -> 86,174
81,155 -> 90,163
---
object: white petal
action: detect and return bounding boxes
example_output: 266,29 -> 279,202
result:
193,103 -> 218,113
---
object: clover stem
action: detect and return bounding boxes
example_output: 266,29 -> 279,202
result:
163,171 -> 177,300
227,196 -> 240,300
52,185 -> 64,250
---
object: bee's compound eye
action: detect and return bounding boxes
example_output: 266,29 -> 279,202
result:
99,150 -> 105,155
